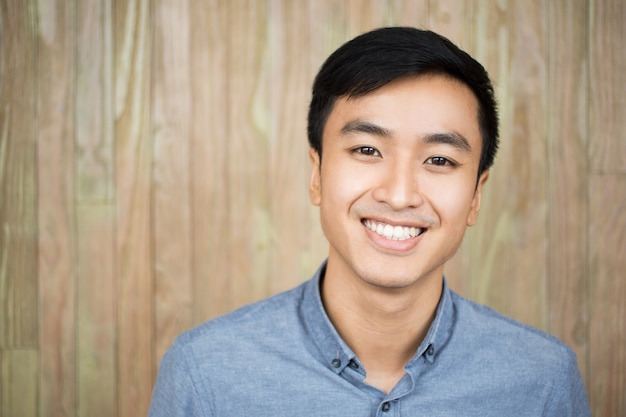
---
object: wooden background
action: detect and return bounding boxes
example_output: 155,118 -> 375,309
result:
1,0 -> 624,416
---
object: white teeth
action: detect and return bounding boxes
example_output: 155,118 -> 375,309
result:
364,220 -> 423,241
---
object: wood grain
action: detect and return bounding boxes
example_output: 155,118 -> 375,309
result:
74,0 -> 113,202
589,174 -> 626,416
36,0 -> 78,415
226,1 -> 271,309
589,0 -> 626,172
76,205 -> 116,417
1,349 -> 38,417
113,0 -> 154,415
152,0 -> 194,365
546,0 -> 590,384
188,0 -> 231,324
0,0 -> 38,349
1,1 -> 625,415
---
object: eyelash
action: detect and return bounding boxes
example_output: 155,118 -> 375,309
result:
351,146 -> 381,157
426,156 -> 457,167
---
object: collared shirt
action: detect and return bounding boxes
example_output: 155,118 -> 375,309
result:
148,262 -> 590,416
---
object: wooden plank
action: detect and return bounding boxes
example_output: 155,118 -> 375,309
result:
113,0 -> 154,415
35,0 -> 78,415
0,0 -> 39,349
588,174 -> 626,417
76,205 -> 117,416
1,349 -> 38,417
494,1 -> 549,329
74,0 -> 114,202
346,0 -> 388,35
589,0 -> 626,172
428,0 -> 467,48
188,0 -> 232,323
589,2 -> 626,414
262,1 -> 328,297
152,0 -> 194,363
546,0 -> 590,385
225,1 -> 271,309
76,205 -> 116,417
386,0 -> 429,27
74,1 -> 116,415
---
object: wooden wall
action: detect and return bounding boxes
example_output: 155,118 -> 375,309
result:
1,0 -> 624,416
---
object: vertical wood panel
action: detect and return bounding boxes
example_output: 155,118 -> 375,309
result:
2,1 -> 626,416
74,1 -> 116,416
75,0 -> 113,201
265,0 -> 333,296
546,0 -> 589,385
0,0 -> 38,349
386,0 -> 429,27
188,0 -> 231,323
1,349 -> 38,417
152,0 -> 194,364
503,0 -> 549,329
588,1 -> 626,412
588,174 -> 626,416
76,206 -> 116,417
589,0 -> 626,171
36,0 -> 78,415
429,0 -> 467,47
113,0 -> 154,415
226,1 -> 270,308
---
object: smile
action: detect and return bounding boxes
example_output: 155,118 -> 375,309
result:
363,219 -> 425,241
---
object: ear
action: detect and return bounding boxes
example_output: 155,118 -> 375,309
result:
309,148 -> 322,206
467,170 -> 489,226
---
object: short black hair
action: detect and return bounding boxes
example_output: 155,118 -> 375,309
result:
307,27 -> 499,176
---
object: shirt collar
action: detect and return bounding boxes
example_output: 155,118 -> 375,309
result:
300,260 -> 455,373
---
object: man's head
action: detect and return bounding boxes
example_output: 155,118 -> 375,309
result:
307,27 -> 499,178
307,27 -> 500,290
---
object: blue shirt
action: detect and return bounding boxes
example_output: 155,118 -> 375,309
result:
149,262 -> 590,416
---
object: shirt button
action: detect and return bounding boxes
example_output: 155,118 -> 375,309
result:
427,345 -> 435,356
331,358 -> 341,368
381,402 -> 391,412
348,359 -> 359,369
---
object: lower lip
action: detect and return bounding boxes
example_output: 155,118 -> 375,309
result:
364,225 -> 422,253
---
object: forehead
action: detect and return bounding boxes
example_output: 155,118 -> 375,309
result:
324,75 -> 482,150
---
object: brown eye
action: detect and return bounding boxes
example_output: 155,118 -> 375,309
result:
426,156 -> 456,167
354,146 -> 381,157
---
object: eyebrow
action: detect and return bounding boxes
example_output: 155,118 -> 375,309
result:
340,120 -> 391,138
423,132 -> 472,153
341,120 -> 473,153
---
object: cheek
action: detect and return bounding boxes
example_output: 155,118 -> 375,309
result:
428,181 -> 476,224
320,162 -> 371,207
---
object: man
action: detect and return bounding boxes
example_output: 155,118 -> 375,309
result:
149,27 -> 590,416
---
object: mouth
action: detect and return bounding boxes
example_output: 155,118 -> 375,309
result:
362,219 -> 426,241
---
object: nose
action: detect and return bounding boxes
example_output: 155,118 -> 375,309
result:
371,158 -> 423,210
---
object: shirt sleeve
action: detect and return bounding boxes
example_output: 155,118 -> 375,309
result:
544,345 -> 591,416
148,339 -> 211,417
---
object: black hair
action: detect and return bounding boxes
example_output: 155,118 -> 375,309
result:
307,27 -> 499,176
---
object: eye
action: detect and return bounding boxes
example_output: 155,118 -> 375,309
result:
352,146 -> 381,157
426,156 -> 456,167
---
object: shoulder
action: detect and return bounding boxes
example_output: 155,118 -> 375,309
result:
449,291 -> 578,373
443,292 -> 590,414
169,280 -> 308,361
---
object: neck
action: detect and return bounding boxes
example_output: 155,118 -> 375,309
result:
321,261 -> 443,393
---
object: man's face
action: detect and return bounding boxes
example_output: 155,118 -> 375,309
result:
309,75 -> 488,290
